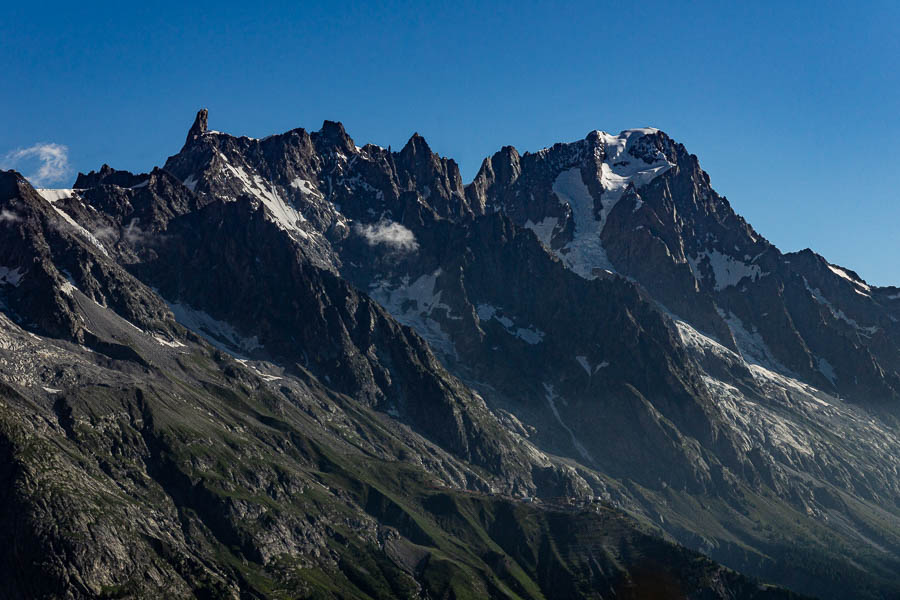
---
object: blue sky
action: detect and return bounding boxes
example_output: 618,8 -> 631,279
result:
3,1 -> 899,285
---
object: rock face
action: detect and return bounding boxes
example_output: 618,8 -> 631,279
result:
1,109 -> 899,599
466,128 -> 900,403
0,171 -> 173,342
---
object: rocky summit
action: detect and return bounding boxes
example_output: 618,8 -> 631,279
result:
2,109 -> 900,599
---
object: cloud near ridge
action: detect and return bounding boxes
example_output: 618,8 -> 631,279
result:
2,143 -> 71,187
0,209 -> 21,223
354,219 -> 418,252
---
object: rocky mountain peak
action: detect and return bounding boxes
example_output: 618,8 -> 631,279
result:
400,131 -> 431,157
185,107 -> 209,145
316,119 -> 355,154
0,169 -> 28,200
391,132 -> 468,218
74,164 -> 147,189
490,145 -> 522,185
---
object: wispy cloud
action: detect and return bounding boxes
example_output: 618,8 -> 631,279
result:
2,143 -> 71,187
354,220 -> 418,252
92,219 -> 165,247
0,209 -> 21,223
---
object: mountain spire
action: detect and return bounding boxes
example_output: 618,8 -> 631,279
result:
185,108 -> 209,145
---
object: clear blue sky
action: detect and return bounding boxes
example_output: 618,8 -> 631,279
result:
3,1 -> 899,285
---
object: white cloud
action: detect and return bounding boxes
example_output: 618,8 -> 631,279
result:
0,209 -> 21,223
354,220 -> 418,252
2,143 -> 71,187
93,226 -> 118,242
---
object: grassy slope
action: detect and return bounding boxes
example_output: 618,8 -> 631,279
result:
0,338 -> 803,599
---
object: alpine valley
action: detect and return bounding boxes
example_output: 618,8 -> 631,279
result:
2,109 -> 899,600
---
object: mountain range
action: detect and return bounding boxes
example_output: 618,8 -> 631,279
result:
2,109 -> 899,599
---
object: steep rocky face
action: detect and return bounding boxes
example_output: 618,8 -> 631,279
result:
165,121 -> 749,498
6,109 -> 900,599
393,133 -> 472,219
465,128 -> 900,405
0,171 -> 173,342
0,172 -> 799,600
131,196 -> 555,489
145,114 -> 900,597
337,206 -> 746,496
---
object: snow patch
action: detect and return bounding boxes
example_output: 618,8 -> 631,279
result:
219,155 -> 308,237
515,327 -> 544,345
37,188 -> 75,203
717,308 -> 786,372
290,178 -> 324,199
678,319 -> 866,468
575,355 -> 609,375
550,131 -> 673,279
689,250 -> 764,291
476,303 -> 544,345
805,279 -> 879,335
524,216 -> 557,247
254,174 -> 307,231
817,357 -> 837,385
369,270 -> 457,357
166,300 -> 261,356
575,356 -> 591,375
827,264 -> 871,292
153,335 -> 186,349
0,266 -> 24,287
52,206 -> 110,257
552,168 -> 615,276
37,189 -> 110,256
236,360 -> 282,382
675,320 -> 734,358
